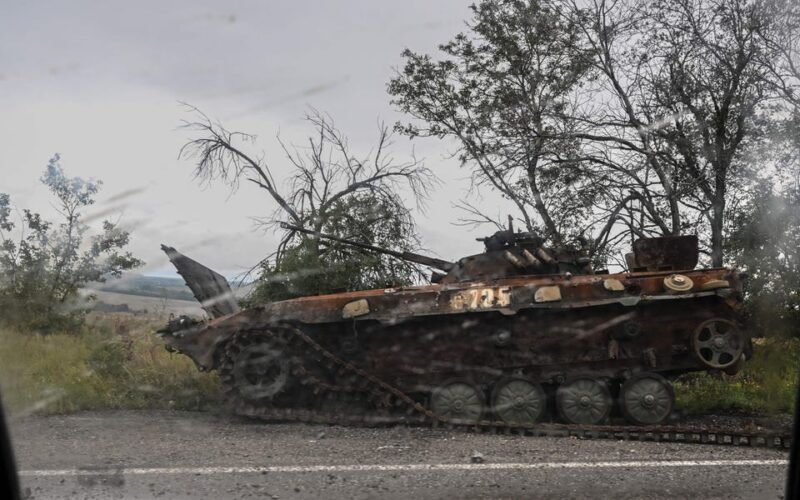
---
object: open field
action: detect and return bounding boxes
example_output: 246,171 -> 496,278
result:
94,273 -> 197,301
88,290 -> 205,316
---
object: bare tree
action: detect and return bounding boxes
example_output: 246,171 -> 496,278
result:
753,0 -> 800,193
756,0 -> 800,109
389,0 -> 601,247
562,0 -> 781,266
179,107 -> 436,296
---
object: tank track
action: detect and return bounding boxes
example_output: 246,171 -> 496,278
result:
218,325 -> 793,450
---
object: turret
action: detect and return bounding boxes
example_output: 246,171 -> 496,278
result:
279,223 -> 593,283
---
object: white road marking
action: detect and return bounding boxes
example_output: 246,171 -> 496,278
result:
19,459 -> 788,477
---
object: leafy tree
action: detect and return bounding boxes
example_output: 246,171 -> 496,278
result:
389,0 -> 601,248
246,194 -> 423,303
0,155 -> 143,331
390,0 -> 799,268
727,184 -> 800,338
180,108 -> 434,302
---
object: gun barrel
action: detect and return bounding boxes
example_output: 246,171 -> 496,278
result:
280,223 -> 454,272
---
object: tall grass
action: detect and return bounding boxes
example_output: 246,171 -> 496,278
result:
0,313 -> 220,416
675,338 -> 800,415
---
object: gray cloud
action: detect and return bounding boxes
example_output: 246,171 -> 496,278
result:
1,0 -> 509,277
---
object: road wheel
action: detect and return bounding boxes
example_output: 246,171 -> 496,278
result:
430,381 -> 485,424
223,333 -> 292,403
491,379 -> 546,425
692,318 -> 744,369
619,373 -> 674,425
556,377 -> 612,425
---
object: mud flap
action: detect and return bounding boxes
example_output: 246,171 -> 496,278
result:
161,244 -> 240,318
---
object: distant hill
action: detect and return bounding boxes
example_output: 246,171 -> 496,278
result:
89,289 -> 205,316
95,273 -> 196,301
91,273 -> 253,302
79,273 -> 253,317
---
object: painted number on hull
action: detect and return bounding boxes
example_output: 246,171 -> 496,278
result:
449,287 -> 511,311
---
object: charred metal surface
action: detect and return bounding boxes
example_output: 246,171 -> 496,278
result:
254,267 -> 742,325
631,235 -> 699,271
157,232 -> 752,431
281,223 -> 591,283
161,245 -> 239,318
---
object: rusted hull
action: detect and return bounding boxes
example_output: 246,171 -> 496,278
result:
161,267 -> 746,377
322,296 -> 740,390
153,223 -> 758,428
157,264 -> 749,427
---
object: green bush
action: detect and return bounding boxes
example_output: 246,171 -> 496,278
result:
0,156 -> 142,334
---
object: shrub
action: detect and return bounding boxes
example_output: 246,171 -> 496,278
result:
0,155 -> 142,333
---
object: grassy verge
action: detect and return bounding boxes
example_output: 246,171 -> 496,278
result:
0,313 -> 220,417
674,338 -> 800,415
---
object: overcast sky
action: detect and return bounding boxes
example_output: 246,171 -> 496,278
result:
1,0 -> 519,277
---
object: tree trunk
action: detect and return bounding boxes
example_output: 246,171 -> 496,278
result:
47,211 -> 77,312
710,196 -> 725,268
525,157 -> 559,240
668,195 -> 681,236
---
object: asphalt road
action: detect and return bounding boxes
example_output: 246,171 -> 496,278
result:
8,410 -> 791,499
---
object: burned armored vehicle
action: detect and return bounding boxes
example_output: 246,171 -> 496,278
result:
157,226 -> 749,427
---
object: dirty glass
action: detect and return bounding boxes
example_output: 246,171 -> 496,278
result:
1,0 -> 798,498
